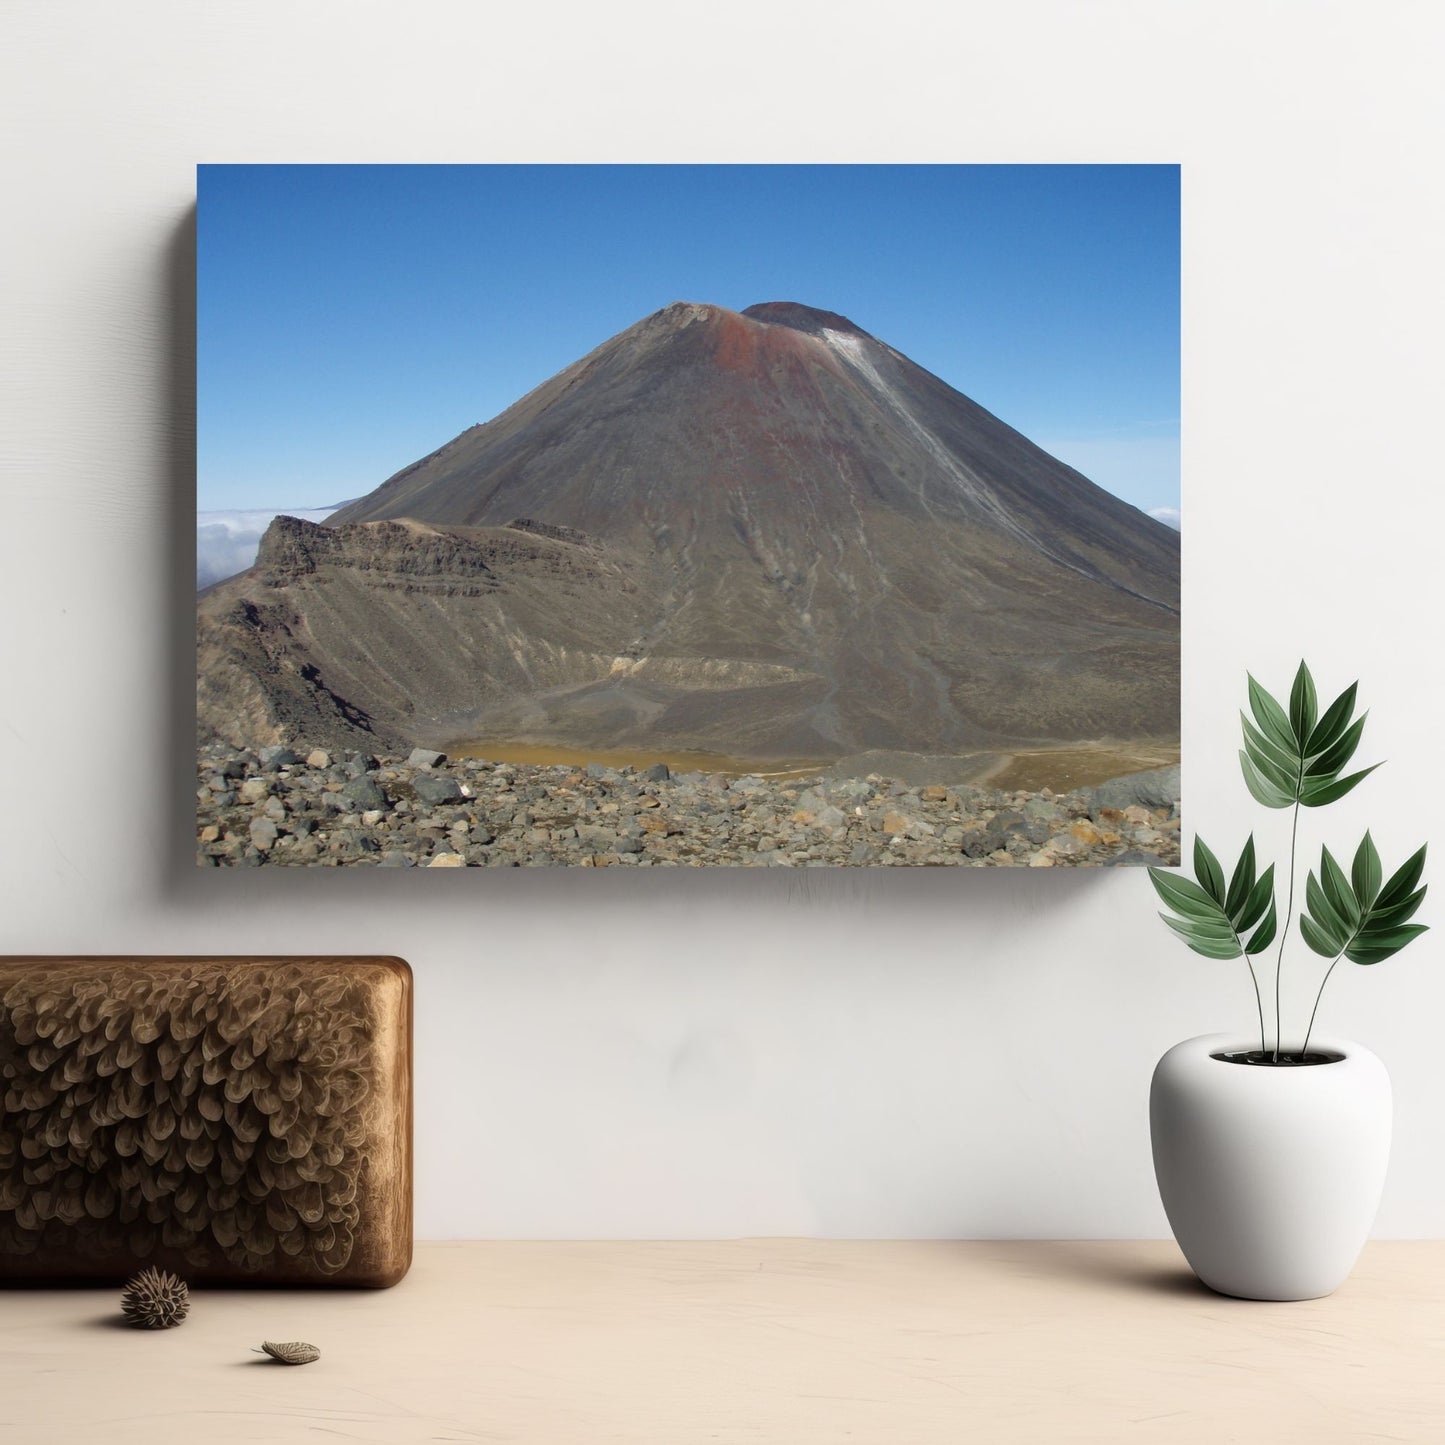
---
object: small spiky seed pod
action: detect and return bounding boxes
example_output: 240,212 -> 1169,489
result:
120,1267 -> 190,1329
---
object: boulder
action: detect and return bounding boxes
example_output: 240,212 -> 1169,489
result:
961,829 -> 1004,859
414,775 -> 464,805
1087,766 -> 1181,813
342,776 -> 388,812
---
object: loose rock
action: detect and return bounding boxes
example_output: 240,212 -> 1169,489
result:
342,777 -> 388,812
413,775 -> 464,805
196,745 -> 1183,869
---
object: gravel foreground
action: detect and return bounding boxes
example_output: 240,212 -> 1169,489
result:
196,745 -> 1181,869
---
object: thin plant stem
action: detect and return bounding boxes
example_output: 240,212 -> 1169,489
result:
1301,954 -> 1343,1059
1243,951 -> 1267,1057
1274,799 -> 1302,1062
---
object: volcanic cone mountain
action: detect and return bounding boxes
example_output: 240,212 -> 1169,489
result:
199,301 -> 1179,762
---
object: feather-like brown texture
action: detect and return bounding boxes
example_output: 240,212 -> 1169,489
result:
0,957 -> 411,1285
259,1339 -> 321,1364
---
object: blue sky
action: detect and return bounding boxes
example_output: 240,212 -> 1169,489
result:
198,164 -> 1179,521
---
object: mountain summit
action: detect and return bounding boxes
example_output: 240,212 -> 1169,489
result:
202,302 -> 1178,760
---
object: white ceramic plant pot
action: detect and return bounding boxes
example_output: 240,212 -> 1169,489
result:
1150,1033 -> 1391,1301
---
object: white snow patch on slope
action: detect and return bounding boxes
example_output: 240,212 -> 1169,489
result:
820,328 -> 1041,550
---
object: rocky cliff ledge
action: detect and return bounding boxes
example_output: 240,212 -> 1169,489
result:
196,747 -> 1181,869
197,514 -> 642,755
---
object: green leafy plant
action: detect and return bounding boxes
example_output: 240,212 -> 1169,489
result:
1151,662 -> 1429,1062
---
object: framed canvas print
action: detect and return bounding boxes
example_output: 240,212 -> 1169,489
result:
196,164 -> 1180,868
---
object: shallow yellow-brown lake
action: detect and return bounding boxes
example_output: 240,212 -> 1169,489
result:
983,743 -> 1181,793
446,738 -> 1179,792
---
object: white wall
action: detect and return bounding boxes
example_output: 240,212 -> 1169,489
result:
2,1 -> 1441,1239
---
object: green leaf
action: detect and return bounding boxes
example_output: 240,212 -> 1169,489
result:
1189,938 -> 1249,961
1236,864 -> 1276,933
1345,924 -> 1429,964
1244,732 -> 1303,796
1345,947 -> 1402,967
1240,751 -> 1294,809
1289,661 -> 1317,748
1297,839 -> 1434,968
1352,832 -> 1383,911
1366,886 -> 1427,933
1149,869 -> 1228,922
1160,910 -> 1238,943
1305,870 -> 1349,949
1224,836 -> 1257,919
1352,922 -> 1430,951
1342,947 -> 1387,967
1376,844 -> 1428,912
1303,714 -> 1366,779
1161,924 -> 1242,959
1248,673 -> 1297,753
1160,912 -> 1235,946
1245,897 -> 1278,955
1299,763 -> 1382,807
1320,846 -> 1362,929
1159,917 -> 1242,959
1241,713 -> 1303,777
1299,913 -> 1343,958
1194,836 -> 1226,906
1153,852 -> 1249,961
1305,681 -> 1359,758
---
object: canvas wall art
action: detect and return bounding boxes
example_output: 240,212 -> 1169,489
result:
196,164 -> 1181,868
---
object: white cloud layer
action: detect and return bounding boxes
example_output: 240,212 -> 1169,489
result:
198,491 -> 1181,590
197,507 -> 340,590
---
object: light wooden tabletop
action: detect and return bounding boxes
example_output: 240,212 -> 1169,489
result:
2,1240 -> 1442,1443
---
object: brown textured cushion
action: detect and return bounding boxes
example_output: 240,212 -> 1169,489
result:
0,956 -> 411,1286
